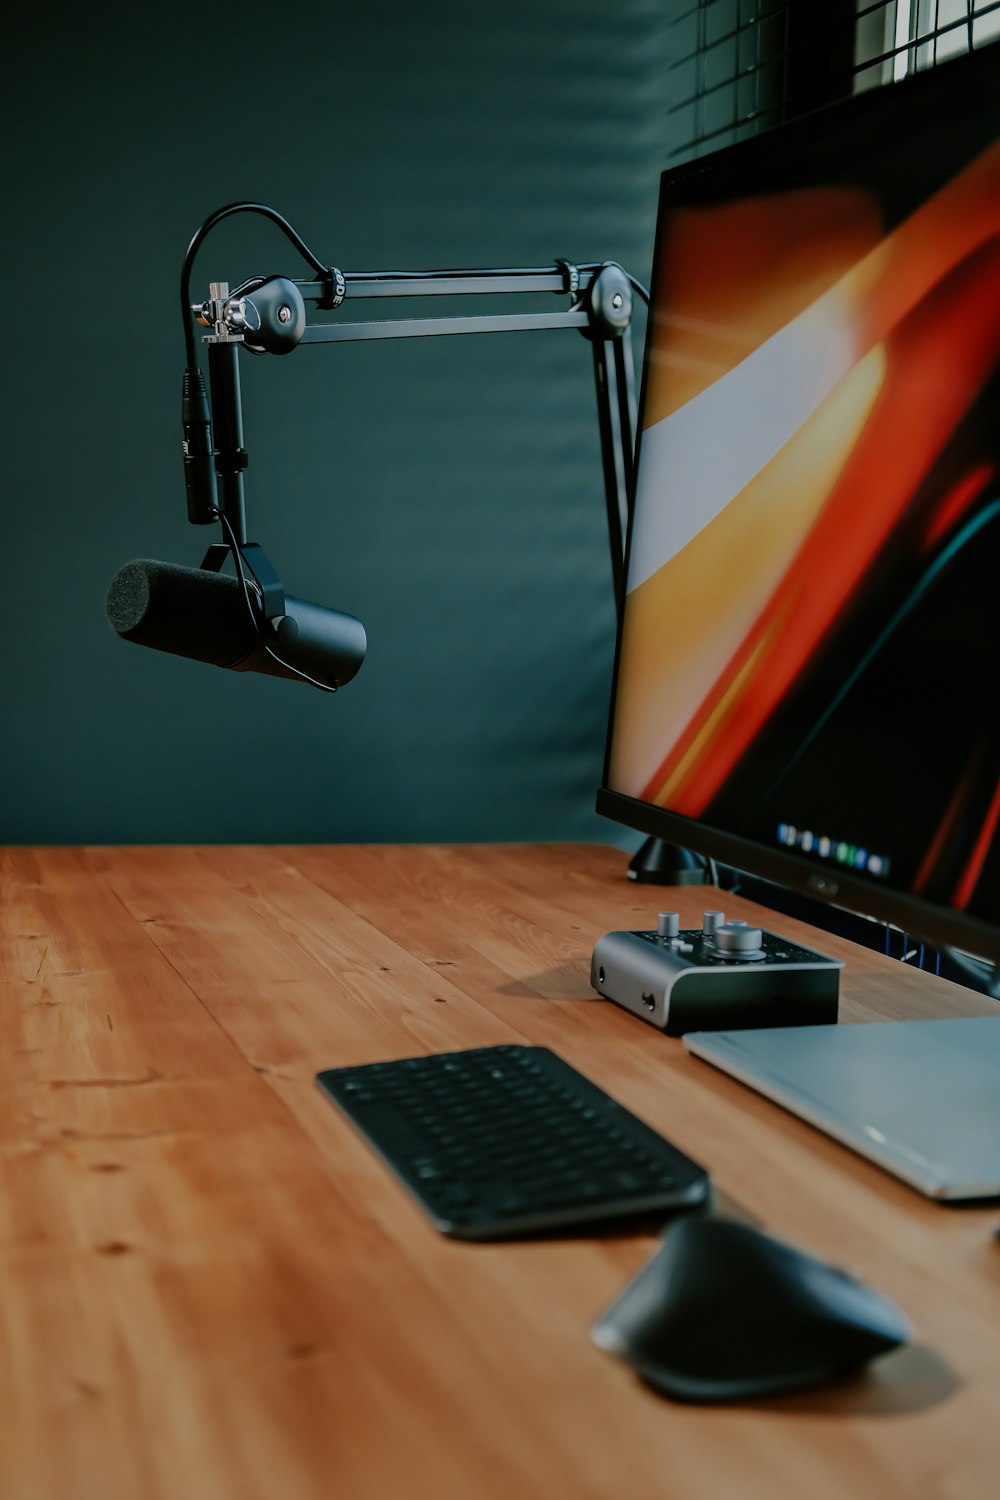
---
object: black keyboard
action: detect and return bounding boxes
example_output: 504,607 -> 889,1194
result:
316,1044 -> 711,1240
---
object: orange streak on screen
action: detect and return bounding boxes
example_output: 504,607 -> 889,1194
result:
645,140 -> 1000,430
922,463 -> 995,550
642,236 -> 1000,815
646,188 -> 885,424
953,777 -> 1000,910
912,764 -> 976,894
610,349 -> 884,798
652,626 -> 778,809
852,140 -> 1000,354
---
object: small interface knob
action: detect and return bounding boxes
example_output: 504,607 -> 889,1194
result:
657,911 -> 680,939
714,922 -> 764,955
703,910 -> 725,936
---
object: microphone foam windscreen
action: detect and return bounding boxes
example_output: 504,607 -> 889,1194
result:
106,559 -> 255,667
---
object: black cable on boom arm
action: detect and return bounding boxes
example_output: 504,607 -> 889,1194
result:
180,201 -> 329,366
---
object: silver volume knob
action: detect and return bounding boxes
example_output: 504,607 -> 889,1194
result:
657,912 -> 680,939
714,922 -> 764,954
703,910 -> 725,936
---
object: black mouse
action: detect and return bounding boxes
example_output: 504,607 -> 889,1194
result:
591,1217 -> 909,1402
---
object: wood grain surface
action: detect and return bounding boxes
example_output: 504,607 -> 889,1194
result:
1,844 -> 997,1500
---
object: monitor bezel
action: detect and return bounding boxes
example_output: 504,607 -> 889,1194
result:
598,46 -> 1000,967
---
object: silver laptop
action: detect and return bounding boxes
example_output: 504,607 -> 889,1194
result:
684,1017 -> 1000,1200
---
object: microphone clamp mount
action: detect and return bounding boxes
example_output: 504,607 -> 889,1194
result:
193,277 -> 308,356
199,536 -> 286,621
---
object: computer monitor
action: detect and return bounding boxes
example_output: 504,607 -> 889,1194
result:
598,45 -> 1000,967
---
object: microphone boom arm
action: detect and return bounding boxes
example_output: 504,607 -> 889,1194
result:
190,230 -> 642,616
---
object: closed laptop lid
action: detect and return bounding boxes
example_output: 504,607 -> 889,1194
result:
684,1017 -> 1000,1200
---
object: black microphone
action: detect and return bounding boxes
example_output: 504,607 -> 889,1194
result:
106,559 -> 366,688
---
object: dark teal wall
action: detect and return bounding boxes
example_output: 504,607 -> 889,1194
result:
4,1 -> 690,845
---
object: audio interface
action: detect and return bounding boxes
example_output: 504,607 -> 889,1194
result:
591,909 -> 842,1036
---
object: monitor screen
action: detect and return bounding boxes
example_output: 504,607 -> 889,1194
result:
598,47 -> 1000,965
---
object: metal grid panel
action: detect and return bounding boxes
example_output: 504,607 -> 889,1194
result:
855,0 -> 1000,88
671,0 -> 1000,161
668,0 -> 790,159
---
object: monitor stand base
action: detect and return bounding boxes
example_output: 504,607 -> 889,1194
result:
627,837 -> 709,886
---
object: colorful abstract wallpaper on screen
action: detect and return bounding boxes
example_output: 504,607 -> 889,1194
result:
609,70 -> 1000,923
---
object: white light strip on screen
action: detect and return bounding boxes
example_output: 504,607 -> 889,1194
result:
627,295 -> 856,592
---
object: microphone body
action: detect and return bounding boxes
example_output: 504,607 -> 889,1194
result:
106,559 -> 366,688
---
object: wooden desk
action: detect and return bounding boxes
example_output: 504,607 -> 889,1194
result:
1,844 -> 997,1500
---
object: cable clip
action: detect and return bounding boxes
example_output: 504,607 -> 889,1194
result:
319,266 -> 346,310
555,258 -> 580,299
